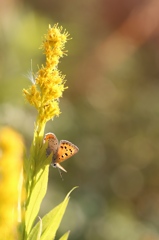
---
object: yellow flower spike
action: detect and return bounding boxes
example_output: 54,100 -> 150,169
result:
23,24 -> 69,137
0,127 -> 24,240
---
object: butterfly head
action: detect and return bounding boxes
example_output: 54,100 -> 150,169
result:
51,162 -> 67,172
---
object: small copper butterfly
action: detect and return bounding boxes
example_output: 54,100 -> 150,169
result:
44,132 -> 79,172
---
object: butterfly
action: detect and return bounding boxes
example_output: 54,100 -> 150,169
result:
44,132 -> 79,172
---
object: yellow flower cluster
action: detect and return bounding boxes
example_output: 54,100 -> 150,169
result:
0,127 -> 23,240
23,24 -> 69,127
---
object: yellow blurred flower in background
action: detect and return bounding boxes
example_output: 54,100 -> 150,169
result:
0,127 -> 23,240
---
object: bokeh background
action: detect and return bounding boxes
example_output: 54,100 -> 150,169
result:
1,0 -> 159,239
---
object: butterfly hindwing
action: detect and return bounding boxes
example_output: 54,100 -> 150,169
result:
44,133 -> 58,157
55,140 -> 79,163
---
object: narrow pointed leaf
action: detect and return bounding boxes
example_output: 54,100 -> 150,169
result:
25,164 -> 49,236
59,231 -> 70,240
24,142 -> 51,236
28,188 -> 77,240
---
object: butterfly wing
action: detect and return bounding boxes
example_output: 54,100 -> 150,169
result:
44,134 -> 79,172
55,140 -> 79,163
44,133 -> 58,157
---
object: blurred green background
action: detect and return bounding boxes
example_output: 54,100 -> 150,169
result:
1,0 -> 159,239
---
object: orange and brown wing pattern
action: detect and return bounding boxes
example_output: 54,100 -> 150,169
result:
55,140 -> 79,163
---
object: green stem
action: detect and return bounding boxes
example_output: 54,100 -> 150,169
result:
23,118 -> 46,238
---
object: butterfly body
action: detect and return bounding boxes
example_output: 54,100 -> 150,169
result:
44,133 -> 79,172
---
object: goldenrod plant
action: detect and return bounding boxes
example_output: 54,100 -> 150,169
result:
0,24 -> 77,240
22,24 -> 76,240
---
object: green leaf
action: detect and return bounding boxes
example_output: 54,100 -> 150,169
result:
25,164 -> 50,236
28,187 -> 77,240
24,142 -> 51,237
24,138 -> 51,239
59,231 -> 70,240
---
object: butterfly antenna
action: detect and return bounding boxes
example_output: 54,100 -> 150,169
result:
51,163 -> 64,180
57,167 -> 64,181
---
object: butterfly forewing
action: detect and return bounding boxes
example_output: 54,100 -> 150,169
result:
55,140 -> 79,163
44,133 -> 58,157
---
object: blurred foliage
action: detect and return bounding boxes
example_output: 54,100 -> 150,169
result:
1,0 -> 159,239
